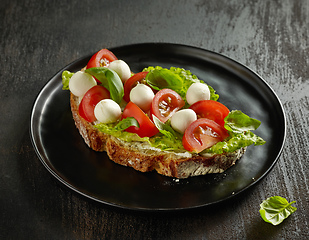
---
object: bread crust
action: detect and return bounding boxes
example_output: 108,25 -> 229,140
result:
70,93 -> 245,178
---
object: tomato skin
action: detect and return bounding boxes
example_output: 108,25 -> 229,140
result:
189,100 -> 230,127
79,85 -> 110,122
182,118 -> 229,153
123,71 -> 149,103
150,89 -> 185,123
86,49 -> 118,83
122,102 -> 159,138
87,49 -> 118,68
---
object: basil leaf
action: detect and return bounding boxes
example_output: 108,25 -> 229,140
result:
146,68 -> 183,91
259,196 -> 297,225
152,115 -> 178,139
114,117 -> 139,131
224,110 -> 261,133
61,70 -> 74,90
151,116 -> 184,151
144,66 -> 219,102
85,67 -> 124,103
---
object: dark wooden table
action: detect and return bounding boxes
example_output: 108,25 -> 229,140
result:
1,0 -> 308,239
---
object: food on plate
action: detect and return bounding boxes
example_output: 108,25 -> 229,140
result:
62,48 -> 266,178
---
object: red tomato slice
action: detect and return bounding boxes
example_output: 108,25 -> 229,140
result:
123,71 -> 149,103
79,85 -> 110,122
150,89 -> 185,123
189,100 -> 230,127
122,102 -> 159,138
86,49 -> 118,69
86,49 -> 118,83
182,118 -> 229,153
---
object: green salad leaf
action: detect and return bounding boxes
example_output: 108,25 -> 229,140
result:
152,116 -> 178,139
152,116 -> 184,150
202,110 -> 265,154
202,131 -> 265,154
85,67 -> 124,103
149,133 -> 185,151
62,70 -> 74,90
259,196 -> 297,225
144,66 -> 219,102
94,120 -> 149,143
225,110 -> 261,133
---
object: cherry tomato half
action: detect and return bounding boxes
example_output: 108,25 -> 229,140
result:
182,118 -> 229,153
86,49 -> 118,69
86,49 -> 118,83
189,100 -> 230,127
79,85 -> 110,122
123,71 -> 149,103
122,102 -> 159,138
150,89 -> 185,123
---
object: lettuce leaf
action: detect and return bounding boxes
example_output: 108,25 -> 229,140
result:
94,121 -> 150,143
201,110 -> 266,154
225,110 -> 261,133
149,133 -> 185,151
202,131 -> 265,154
62,70 -> 74,90
144,66 -> 219,102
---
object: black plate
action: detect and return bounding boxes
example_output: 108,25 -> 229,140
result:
30,43 -> 286,211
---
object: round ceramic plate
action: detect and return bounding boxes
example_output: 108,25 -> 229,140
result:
30,43 -> 286,211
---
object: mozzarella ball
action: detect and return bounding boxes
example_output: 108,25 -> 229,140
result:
130,84 -> 154,112
94,99 -> 122,123
108,60 -> 131,83
69,71 -> 97,97
170,109 -> 197,134
186,82 -> 210,105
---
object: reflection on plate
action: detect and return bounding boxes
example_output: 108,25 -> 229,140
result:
30,43 -> 286,211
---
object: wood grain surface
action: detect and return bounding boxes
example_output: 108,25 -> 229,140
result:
1,0 -> 308,239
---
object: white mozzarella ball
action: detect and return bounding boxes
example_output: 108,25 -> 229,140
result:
94,99 -> 122,123
186,82 -> 210,105
130,84 -> 154,112
69,71 -> 97,97
108,60 -> 131,83
170,109 -> 197,134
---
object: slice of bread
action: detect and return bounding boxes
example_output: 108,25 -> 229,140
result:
70,93 -> 246,178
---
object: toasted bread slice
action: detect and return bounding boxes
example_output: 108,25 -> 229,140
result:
70,93 -> 245,178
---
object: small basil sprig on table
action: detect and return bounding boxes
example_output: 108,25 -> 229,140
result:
259,196 -> 297,225
85,67 -> 124,103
